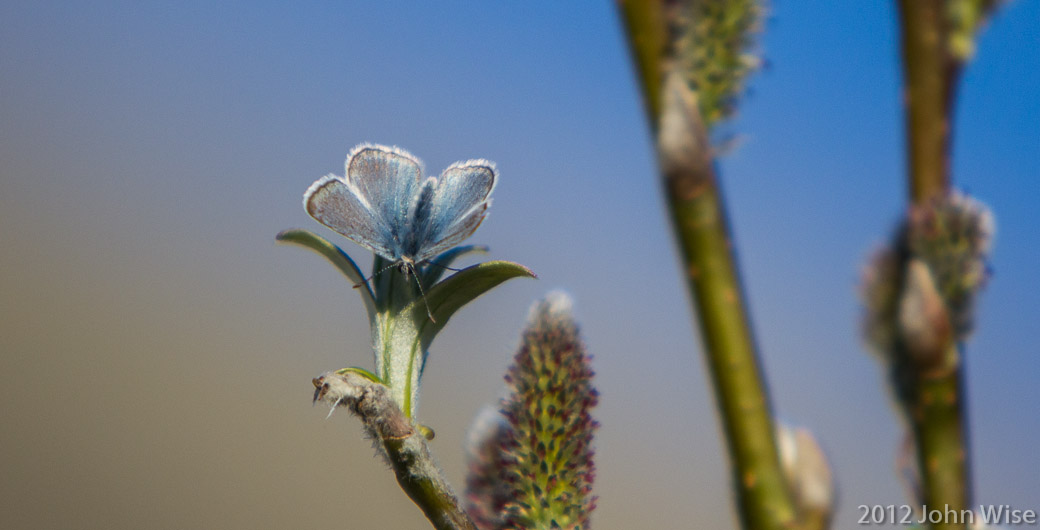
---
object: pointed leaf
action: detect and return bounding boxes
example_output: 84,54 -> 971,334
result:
334,366 -> 383,384
276,229 -> 376,321
381,260 -> 536,417
421,245 -> 490,287
412,260 -> 536,349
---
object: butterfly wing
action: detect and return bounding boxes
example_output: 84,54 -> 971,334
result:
346,145 -> 424,247
408,159 -> 497,263
304,144 -> 424,260
303,174 -> 396,259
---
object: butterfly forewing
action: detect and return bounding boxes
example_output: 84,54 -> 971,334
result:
410,161 -> 497,263
304,175 -> 395,259
346,145 -> 424,258
435,161 -> 496,216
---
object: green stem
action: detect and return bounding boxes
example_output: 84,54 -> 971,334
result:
619,3 -> 798,528
899,0 -> 956,202
660,69 -> 796,530
618,0 -> 668,120
898,3 -> 970,526
382,435 -> 474,530
910,364 -> 969,530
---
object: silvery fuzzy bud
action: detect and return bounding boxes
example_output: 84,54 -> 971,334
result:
777,422 -> 835,528
897,258 -> 956,373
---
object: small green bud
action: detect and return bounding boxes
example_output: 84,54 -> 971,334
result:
278,229 -> 535,418
946,0 -> 999,61
681,0 -> 763,131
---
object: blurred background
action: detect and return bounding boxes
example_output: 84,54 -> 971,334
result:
1,1 -> 1037,529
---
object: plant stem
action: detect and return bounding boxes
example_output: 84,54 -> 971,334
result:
910,356 -> 969,530
313,372 -> 478,530
899,0 -> 956,202
619,3 -> 799,528
898,2 -> 970,527
618,0 -> 668,120
659,67 -> 796,530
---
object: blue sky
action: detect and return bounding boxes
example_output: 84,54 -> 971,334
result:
1,1 -> 1037,529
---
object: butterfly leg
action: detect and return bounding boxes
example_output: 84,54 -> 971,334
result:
403,258 -> 436,323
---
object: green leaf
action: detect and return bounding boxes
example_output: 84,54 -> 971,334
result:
381,260 -> 536,417
334,366 -> 383,384
412,260 -> 536,350
421,245 -> 490,287
276,229 -> 376,321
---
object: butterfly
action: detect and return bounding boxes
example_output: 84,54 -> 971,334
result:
304,143 -> 497,282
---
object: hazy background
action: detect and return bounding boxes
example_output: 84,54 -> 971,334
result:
2,1 -> 1037,529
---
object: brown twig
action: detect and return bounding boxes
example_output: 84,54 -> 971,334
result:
313,372 -> 477,530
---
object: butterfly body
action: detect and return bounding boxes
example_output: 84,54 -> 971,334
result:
304,144 -> 497,276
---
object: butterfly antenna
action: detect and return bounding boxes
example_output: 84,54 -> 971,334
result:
425,260 -> 464,273
409,264 -> 437,323
353,261 -> 399,289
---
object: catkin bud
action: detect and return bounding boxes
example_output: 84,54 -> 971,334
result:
861,192 -> 994,371
777,422 -> 835,528
465,292 -> 598,530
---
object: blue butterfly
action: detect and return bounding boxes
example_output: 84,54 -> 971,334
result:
304,143 -> 497,279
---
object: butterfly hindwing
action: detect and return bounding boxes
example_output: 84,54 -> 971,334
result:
415,202 -> 490,262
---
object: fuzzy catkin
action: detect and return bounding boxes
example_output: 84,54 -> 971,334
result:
467,293 -> 598,530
